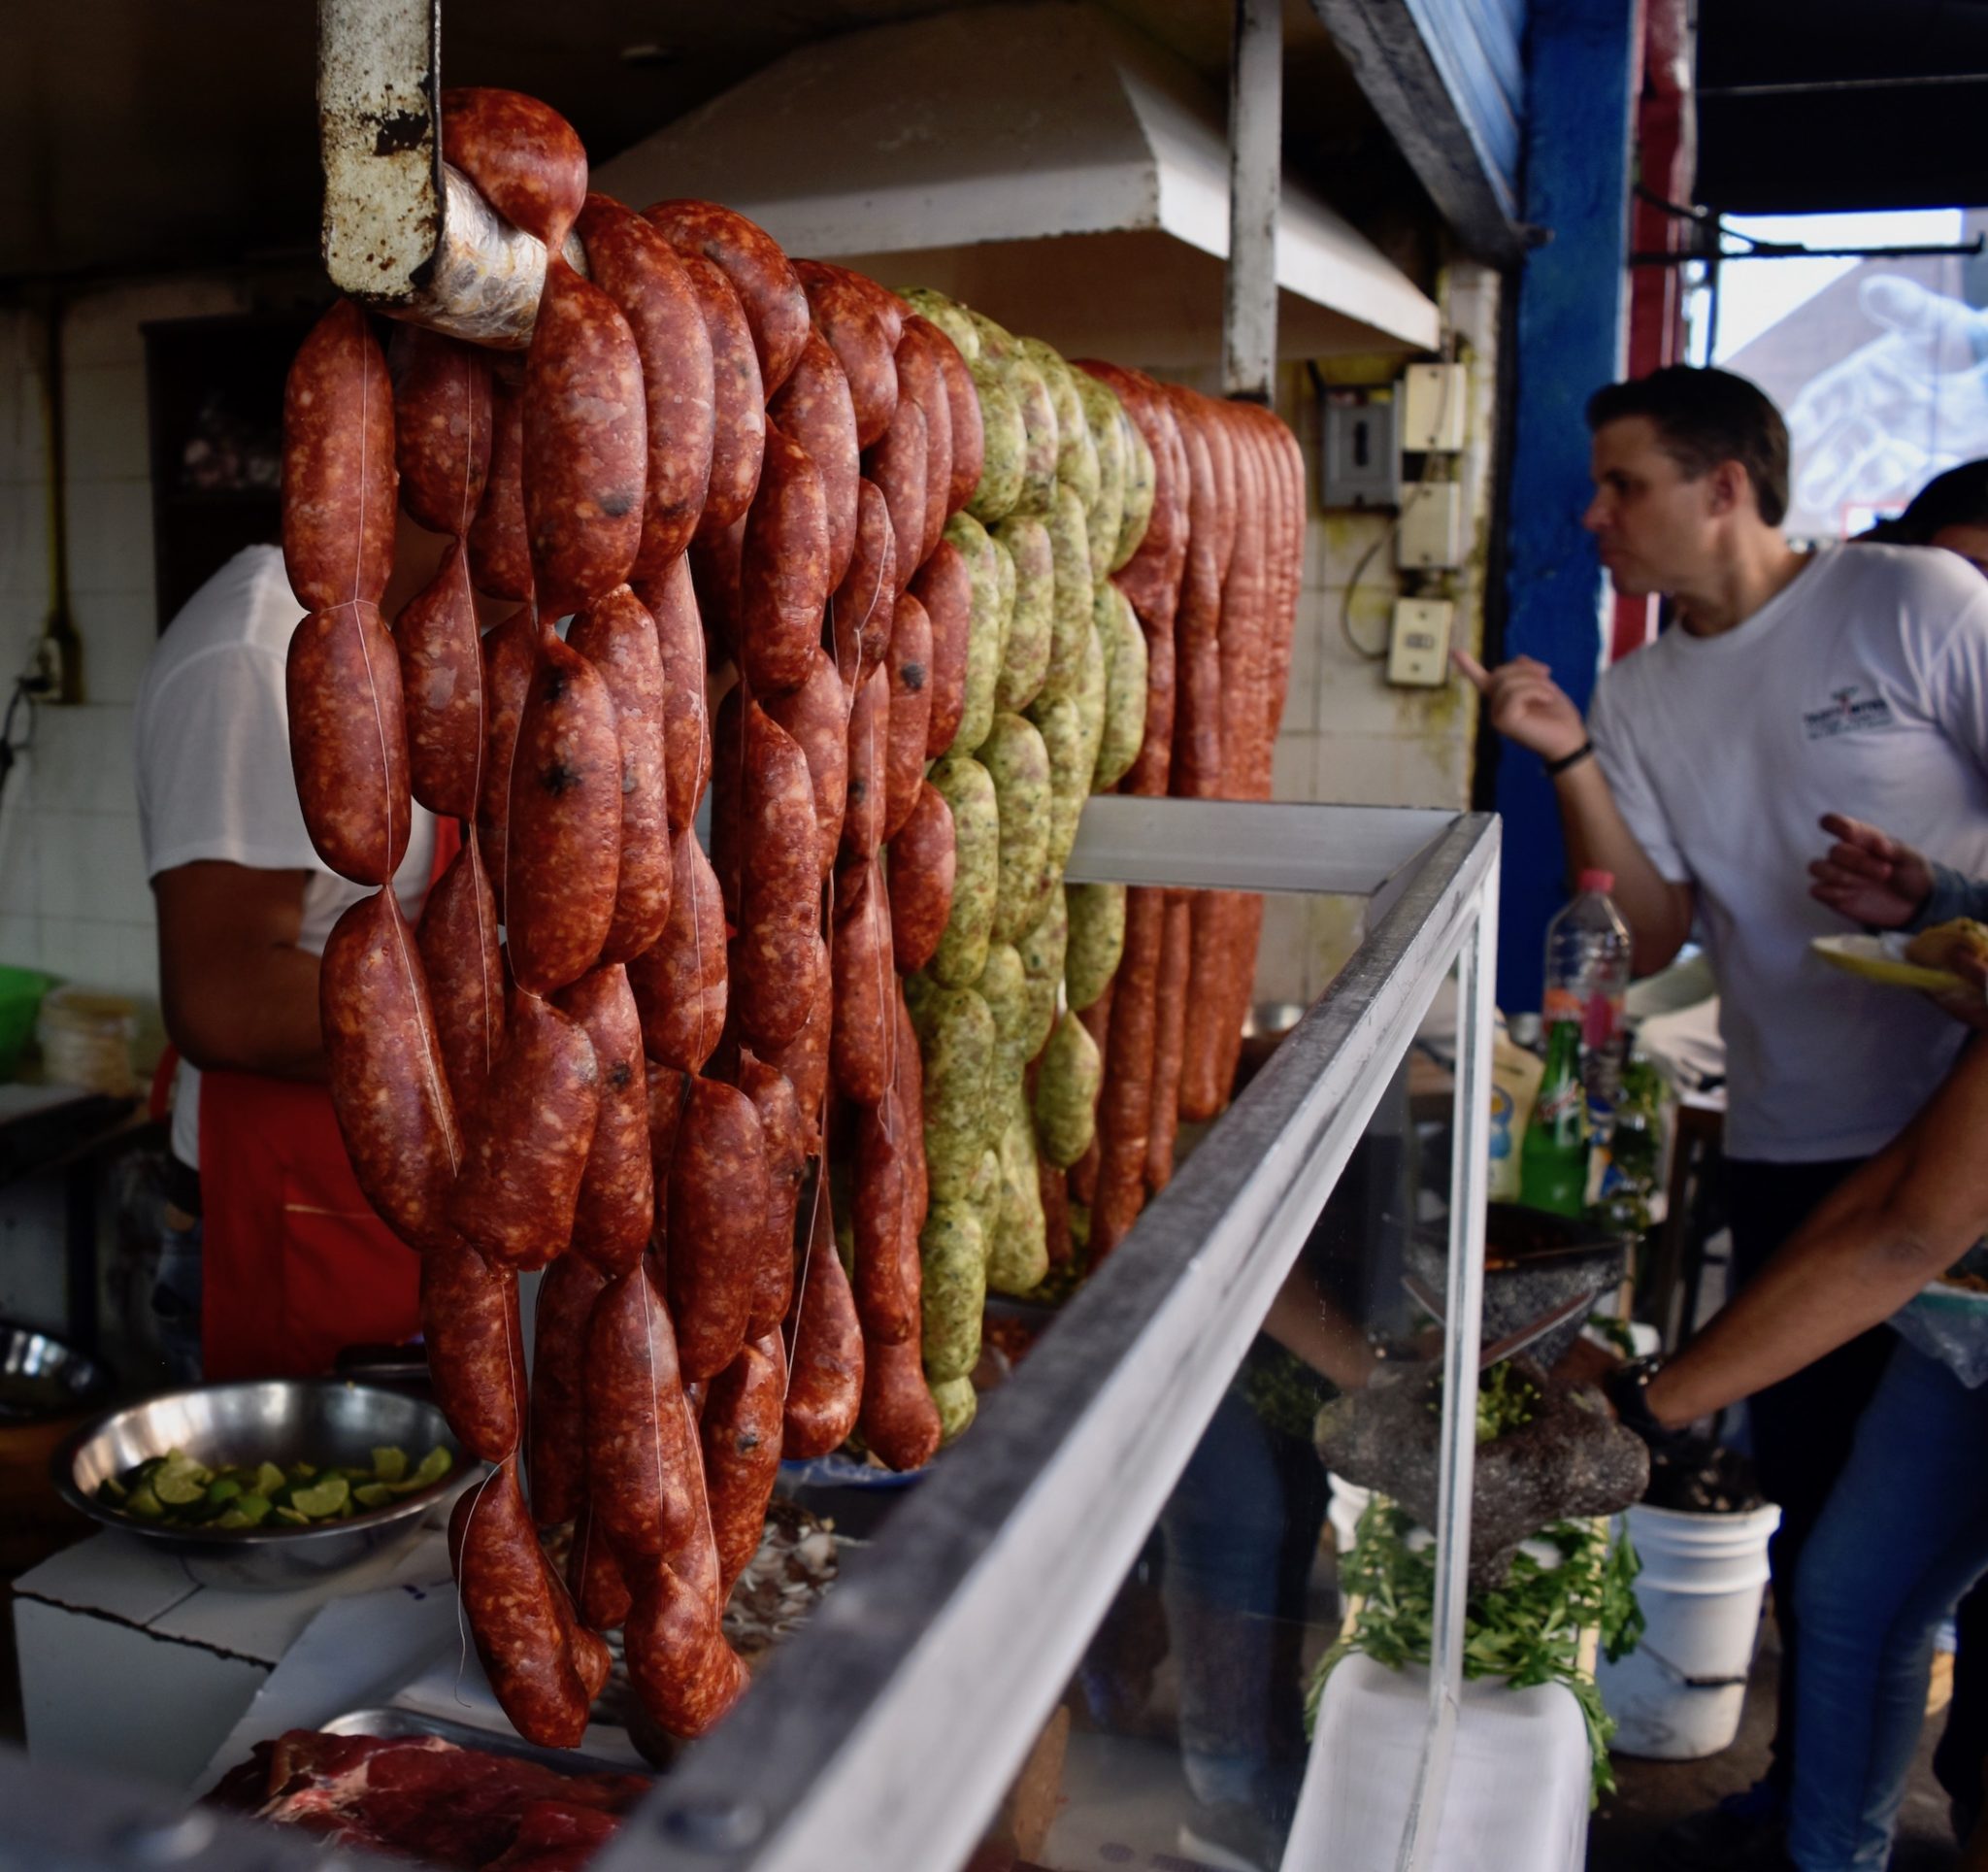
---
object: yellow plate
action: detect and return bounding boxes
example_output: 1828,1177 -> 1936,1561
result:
1810,933 -> 1966,994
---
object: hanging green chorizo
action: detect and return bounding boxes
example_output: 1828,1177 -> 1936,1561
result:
1015,887 -> 1068,1061
1093,581 -> 1148,791
1035,1009 -> 1102,1169
1036,483 -> 1093,705
1000,351 -> 1058,518
900,288 -> 980,362
944,512 -> 1005,756
1073,608 -> 1110,789
1113,405 -> 1155,571
986,1089 -> 1049,1296
1016,339 -> 1098,509
911,983 -> 996,1203
1065,882 -> 1126,1013
980,713 -> 1052,946
1077,371 -> 1126,584
967,309 -> 1014,363
1031,692 -> 1089,891
930,1374 -> 977,1446
926,753 -> 1000,989
977,941 -> 1033,1082
919,1198 -> 986,1383
965,1144 -> 1004,1255
991,522 -> 1017,652
991,514 -> 1053,714
965,358 -> 1025,524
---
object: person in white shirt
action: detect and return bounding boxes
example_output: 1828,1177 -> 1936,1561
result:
135,531 -> 443,1384
1614,459 -> 1988,1869
1457,367 -> 1988,1866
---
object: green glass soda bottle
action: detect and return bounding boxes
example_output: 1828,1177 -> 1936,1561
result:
1519,1017 -> 1589,1217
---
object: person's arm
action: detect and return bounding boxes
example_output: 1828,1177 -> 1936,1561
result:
1808,813 -> 1988,1026
1551,755 -> 1697,975
1642,1035 -> 1988,1428
153,861 -> 327,1079
1915,862 -> 1988,930
1808,812 -> 1948,927
1453,651 -> 1695,975
1263,1266 -> 1381,1393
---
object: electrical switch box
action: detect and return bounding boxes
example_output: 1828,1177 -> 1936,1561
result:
1400,363 -> 1469,451
1320,390 -> 1399,509
1396,483 -> 1465,569
1387,599 -> 1454,687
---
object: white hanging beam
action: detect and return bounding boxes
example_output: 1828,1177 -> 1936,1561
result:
1223,0 -> 1282,399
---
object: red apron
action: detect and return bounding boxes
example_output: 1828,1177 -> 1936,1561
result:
197,823 -> 460,1382
197,1071 -> 422,1381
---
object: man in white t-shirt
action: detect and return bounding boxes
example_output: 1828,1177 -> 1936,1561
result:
1458,365 -> 1988,1858
135,537 -> 440,1383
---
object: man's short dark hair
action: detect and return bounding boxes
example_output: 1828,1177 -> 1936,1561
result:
1585,366 -> 1790,527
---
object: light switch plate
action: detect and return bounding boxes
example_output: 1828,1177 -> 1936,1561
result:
1401,362 -> 1468,451
1396,483 -> 1465,569
1388,599 -> 1454,686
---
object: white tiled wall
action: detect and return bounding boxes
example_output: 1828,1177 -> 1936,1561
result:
1253,261 -> 1499,1008
0,279 -> 255,1068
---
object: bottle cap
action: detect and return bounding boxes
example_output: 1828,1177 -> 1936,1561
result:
1578,869 -> 1615,895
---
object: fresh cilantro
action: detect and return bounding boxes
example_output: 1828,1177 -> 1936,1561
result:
1308,1498 -> 1644,1801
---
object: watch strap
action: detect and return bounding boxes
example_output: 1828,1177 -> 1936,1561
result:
1544,740 -> 1596,779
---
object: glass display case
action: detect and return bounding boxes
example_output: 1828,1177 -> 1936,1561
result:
0,801 -> 1501,1872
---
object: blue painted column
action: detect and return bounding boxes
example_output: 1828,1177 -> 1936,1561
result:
1495,0 -> 1639,1013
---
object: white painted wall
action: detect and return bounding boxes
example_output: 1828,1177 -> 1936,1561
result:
1251,260 -> 1499,1010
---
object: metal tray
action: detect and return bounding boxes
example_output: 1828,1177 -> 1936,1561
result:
318,1706 -> 647,1782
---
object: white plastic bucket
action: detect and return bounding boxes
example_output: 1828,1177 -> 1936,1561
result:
1596,1498 -> 1782,1760
1327,1474 -> 1372,1556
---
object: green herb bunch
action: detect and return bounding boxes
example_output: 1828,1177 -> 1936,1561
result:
1308,1498 -> 1645,1800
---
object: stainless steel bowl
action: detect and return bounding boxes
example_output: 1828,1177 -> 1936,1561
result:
0,1321 -> 114,1424
53,1379 -> 472,1591
1243,1000 -> 1309,1040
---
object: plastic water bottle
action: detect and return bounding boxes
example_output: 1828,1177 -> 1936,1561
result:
1543,869 -> 1633,1112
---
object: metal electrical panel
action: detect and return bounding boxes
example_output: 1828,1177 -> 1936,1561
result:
1320,391 -> 1399,509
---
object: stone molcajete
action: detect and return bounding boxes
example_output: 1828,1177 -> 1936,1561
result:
1315,1355 -> 1649,1588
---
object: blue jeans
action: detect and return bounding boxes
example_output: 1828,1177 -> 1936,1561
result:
1788,1338 -> 1988,1869
1157,1387 -> 1328,1814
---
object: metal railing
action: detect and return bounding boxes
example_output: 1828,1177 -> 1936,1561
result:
605,802 -> 1502,1872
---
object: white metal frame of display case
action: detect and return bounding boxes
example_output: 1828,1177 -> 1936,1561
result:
0,802 -> 1498,1872
599,801 -> 1501,1872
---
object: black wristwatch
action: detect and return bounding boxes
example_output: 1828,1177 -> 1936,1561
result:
1604,1354 -> 1690,1454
